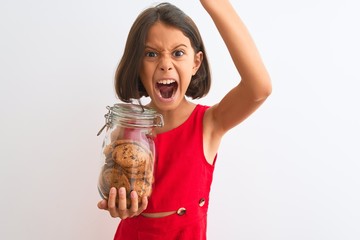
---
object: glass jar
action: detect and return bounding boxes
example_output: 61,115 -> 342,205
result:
97,103 -> 163,208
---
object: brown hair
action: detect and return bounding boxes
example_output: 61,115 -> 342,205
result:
114,2 -> 211,102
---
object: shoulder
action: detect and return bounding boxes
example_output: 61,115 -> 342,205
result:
196,104 -> 210,113
192,104 -> 211,123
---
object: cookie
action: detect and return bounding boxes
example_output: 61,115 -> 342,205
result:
129,178 -> 152,205
123,167 -> 153,181
99,139 -> 155,208
112,141 -> 151,168
103,143 -> 113,158
99,167 -> 131,199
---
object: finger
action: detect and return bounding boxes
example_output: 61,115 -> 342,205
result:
117,187 -> 128,219
137,196 -> 148,214
97,199 -> 108,210
108,187 -> 119,218
128,191 -> 139,217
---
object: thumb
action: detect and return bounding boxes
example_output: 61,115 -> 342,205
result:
97,199 -> 108,210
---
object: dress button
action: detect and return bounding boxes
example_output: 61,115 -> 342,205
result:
199,198 -> 206,207
177,207 -> 186,216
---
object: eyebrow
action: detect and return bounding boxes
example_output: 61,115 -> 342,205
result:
144,44 -> 189,51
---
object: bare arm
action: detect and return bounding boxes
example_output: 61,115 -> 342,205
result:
201,0 -> 272,162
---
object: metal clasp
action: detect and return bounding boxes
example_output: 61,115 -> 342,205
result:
96,106 -> 112,136
154,113 -> 164,127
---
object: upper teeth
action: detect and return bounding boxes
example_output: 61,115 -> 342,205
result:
158,79 -> 175,85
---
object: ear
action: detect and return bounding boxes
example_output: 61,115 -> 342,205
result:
192,51 -> 203,75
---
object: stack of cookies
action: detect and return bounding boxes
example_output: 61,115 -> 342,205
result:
98,139 -> 154,208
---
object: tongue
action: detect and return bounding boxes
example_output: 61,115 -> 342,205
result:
159,85 -> 174,99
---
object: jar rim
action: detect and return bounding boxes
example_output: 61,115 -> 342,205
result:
108,103 -> 164,128
112,103 -> 155,116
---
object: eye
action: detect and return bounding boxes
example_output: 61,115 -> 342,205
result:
173,50 -> 184,57
145,51 -> 158,58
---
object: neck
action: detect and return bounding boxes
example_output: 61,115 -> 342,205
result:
148,100 -> 196,134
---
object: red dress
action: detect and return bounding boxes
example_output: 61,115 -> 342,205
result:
114,104 -> 217,240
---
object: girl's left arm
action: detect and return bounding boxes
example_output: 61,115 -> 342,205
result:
202,0 -> 272,136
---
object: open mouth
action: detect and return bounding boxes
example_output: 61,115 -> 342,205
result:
156,79 -> 178,99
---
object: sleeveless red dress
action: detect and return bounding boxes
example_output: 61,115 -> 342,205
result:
114,104 -> 217,240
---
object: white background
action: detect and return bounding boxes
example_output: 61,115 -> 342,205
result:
1,0 -> 359,239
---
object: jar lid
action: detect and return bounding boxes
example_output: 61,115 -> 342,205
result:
108,103 -> 164,128
97,103 -> 164,136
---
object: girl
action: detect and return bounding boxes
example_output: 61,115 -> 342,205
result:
98,0 -> 272,239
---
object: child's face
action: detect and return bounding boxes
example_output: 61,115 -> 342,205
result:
139,21 -> 203,111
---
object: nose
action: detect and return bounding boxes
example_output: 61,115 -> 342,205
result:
159,56 -> 173,71
160,66 -> 172,71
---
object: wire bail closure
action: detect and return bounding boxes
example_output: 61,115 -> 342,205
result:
96,104 -> 163,136
96,106 -> 111,136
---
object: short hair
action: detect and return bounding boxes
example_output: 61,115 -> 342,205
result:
115,2 -> 211,102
